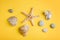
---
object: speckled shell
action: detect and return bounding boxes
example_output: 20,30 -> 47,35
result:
8,16 -> 17,26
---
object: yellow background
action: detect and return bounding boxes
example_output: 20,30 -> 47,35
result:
0,0 -> 60,40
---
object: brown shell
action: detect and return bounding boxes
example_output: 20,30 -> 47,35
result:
19,25 -> 29,36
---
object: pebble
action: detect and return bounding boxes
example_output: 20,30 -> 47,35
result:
42,28 -> 48,32
38,20 -> 44,26
8,16 -> 17,26
8,9 -> 13,13
50,23 -> 55,28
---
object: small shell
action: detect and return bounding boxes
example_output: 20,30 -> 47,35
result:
8,9 -> 13,13
44,10 -> 52,20
19,25 -> 29,36
44,10 -> 51,16
46,13 -> 52,20
42,28 -> 48,32
38,20 -> 44,26
8,16 -> 17,26
50,23 -> 55,28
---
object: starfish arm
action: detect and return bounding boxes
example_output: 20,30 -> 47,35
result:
21,11 -> 28,16
32,16 -> 39,18
22,18 -> 29,23
30,19 -> 34,26
29,8 -> 33,16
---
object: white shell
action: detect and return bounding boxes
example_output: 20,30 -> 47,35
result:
8,16 -> 17,26
19,25 -> 29,36
38,20 -> 44,26
50,23 -> 55,28
46,13 -> 52,20
44,10 -> 52,20
42,28 -> 48,32
44,10 -> 51,16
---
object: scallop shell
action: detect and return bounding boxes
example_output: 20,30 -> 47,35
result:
19,25 -> 29,36
8,16 -> 17,26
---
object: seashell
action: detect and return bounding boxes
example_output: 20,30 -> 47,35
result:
19,25 -> 29,36
44,10 -> 50,16
42,28 -> 48,32
8,16 -> 17,26
44,10 -> 52,20
46,13 -> 52,20
8,9 -> 13,13
50,23 -> 55,29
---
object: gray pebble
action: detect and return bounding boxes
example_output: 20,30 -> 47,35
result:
38,20 -> 44,26
50,23 -> 55,28
8,9 -> 13,13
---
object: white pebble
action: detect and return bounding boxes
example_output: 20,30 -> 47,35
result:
50,23 -> 55,28
38,20 -> 44,26
42,28 -> 48,32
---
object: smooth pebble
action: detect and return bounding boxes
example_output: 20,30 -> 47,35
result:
42,28 -> 48,32
38,20 -> 44,26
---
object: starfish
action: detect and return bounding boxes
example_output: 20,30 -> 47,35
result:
22,8 -> 39,26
